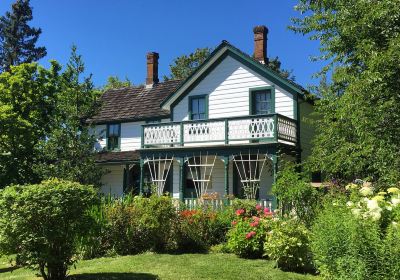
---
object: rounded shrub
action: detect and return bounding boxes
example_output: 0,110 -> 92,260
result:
263,218 -> 313,272
0,179 -> 98,280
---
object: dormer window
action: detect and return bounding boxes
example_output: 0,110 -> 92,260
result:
250,87 -> 274,115
189,95 -> 208,120
107,123 -> 120,151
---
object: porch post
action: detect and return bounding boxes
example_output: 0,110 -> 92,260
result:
178,157 -> 185,201
223,156 -> 229,196
139,158 -> 144,195
271,153 -> 278,210
123,164 -> 129,194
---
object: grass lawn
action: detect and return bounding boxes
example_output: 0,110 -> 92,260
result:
0,253 -> 319,280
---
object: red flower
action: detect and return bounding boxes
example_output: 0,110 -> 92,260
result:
235,209 -> 245,216
231,220 -> 237,226
263,207 -> 273,217
250,221 -> 259,227
252,216 -> 260,222
256,204 -> 262,211
245,231 -> 256,239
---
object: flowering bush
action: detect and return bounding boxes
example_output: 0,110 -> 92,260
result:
264,218 -> 313,272
175,208 -> 233,252
227,205 -> 273,258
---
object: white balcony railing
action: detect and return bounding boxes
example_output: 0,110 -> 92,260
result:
141,114 -> 297,148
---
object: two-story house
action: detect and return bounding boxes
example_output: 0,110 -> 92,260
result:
89,26 -> 315,207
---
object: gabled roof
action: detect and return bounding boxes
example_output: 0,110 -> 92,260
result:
88,79 -> 181,124
161,41 -> 312,109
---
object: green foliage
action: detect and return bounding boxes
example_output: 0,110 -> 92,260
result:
0,179 -> 98,280
34,46 -> 103,187
0,62 -> 60,187
267,56 -> 295,81
103,75 -> 132,90
264,218 -> 313,272
292,0 -> 400,185
175,209 -> 233,252
380,223 -> 400,279
164,47 -> 212,80
80,195 -> 177,257
311,202 -> 381,280
231,199 -> 258,217
273,162 -> 321,226
0,0 -> 46,72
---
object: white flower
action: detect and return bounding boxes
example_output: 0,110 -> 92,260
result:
360,186 -> 373,196
351,208 -> 362,217
391,197 -> 400,207
367,199 -> 380,211
346,201 -> 354,207
369,210 -> 381,221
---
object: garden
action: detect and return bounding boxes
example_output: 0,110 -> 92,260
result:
1,164 -> 400,280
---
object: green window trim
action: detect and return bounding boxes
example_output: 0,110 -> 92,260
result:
249,86 -> 275,115
106,123 -> 121,151
188,94 -> 209,120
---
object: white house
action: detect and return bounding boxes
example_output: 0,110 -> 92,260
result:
88,26 -> 315,208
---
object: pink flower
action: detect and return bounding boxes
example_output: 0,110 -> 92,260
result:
252,216 -> 260,222
255,204 -> 262,211
231,220 -> 237,226
250,221 -> 259,227
235,209 -> 245,216
245,231 -> 256,239
264,207 -> 273,217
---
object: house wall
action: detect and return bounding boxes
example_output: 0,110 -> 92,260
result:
299,101 -> 315,161
94,118 -> 170,152
172,55 -> 294,121
100,165 -> 124,196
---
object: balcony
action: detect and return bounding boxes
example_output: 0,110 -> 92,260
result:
141,114 -> 297,149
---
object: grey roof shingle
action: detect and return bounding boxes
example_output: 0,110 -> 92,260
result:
88,79 -> 181,124
95,150 -> 140,163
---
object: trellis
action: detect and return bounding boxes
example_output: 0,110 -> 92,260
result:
145,155 -> 174,196
232,151 -> 270,200
187,153 -> 217,199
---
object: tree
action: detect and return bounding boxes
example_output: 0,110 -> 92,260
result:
103,75 -> 132,90
0,0 -> 46,72
165,47 -> 295,81
267,56 -> 295,81
0,179 -> 98,280
0,62 -> 60,187
164,47 -> 212,80
291,0 -> 400,185
34,46 -> 103,187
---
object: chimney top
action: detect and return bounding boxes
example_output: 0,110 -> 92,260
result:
253,25 -> 268,64
146,52 -> 159,88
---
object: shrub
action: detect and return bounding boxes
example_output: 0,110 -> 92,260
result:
227,206 -> 273,258
0,179 -> 98,280
263,218 -> 313,272
311,202 -> 381,280
380,223 -> 400,279
272,162 -> 321,226
175,208 -> 233,252
231,199 -> 258,217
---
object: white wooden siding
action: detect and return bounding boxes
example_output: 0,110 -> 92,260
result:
299,101 -> 315,160
120,122 -> 144,151
173,55 -> 294,121
100,165 -> 124,196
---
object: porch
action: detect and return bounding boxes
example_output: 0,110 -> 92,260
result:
141,113 -> 297,148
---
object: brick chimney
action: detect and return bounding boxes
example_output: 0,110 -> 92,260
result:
146,52 -> 159,88
253,25 -> 268,64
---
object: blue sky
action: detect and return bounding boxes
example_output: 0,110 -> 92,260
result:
0,0 -> 325,88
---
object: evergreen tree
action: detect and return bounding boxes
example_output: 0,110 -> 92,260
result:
0,0 -> 46,72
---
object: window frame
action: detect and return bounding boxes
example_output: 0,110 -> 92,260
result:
249,86 -> 275,115
106,123 -> 121,151
188,94 -> 209,120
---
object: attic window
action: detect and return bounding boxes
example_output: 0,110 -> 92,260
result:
189,95 -> 208,120
250,87 -> 275,115
107,123 -> 120,151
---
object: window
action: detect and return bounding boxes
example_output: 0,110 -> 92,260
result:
251,88 -> 273,115
107,123 -> 120,150
189,95 -> 208,120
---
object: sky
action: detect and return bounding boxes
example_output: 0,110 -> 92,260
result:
0,0 -> 325,89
